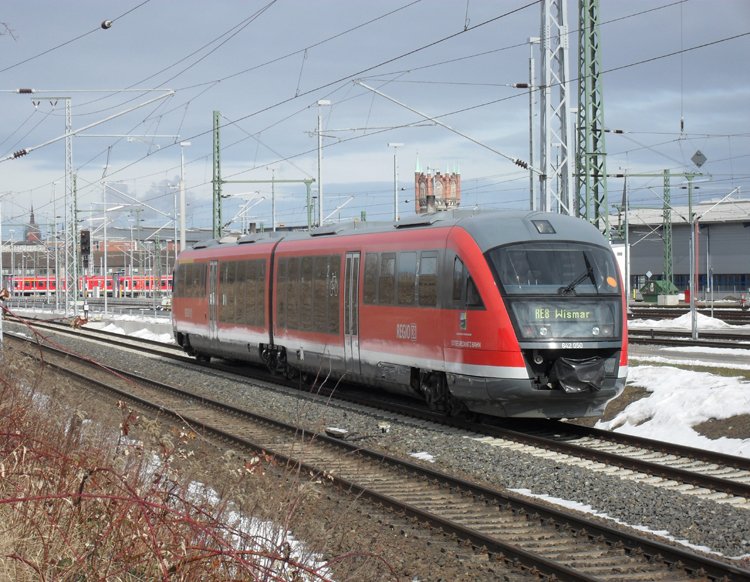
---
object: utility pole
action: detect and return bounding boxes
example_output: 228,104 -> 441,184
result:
576,0 -> 608,235
212,110 -> 222,238
317,100 -> 331,227
387,142 -> 404,221
539,0 -> 574,214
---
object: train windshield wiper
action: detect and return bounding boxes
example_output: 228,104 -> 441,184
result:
558,253 -> 596,296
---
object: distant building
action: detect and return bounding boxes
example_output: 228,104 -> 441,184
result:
25,205 -> 42,243
621,198 -> 750,298
414,160 -> 461,214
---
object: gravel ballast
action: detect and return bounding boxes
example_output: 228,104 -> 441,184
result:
12,322 -> 750,563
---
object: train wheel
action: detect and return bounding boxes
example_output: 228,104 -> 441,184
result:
284,364 -> 300,381
420,371 -> 450,413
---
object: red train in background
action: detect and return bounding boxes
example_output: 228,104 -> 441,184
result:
172,209 -> 628,419
5,274 -> 172,297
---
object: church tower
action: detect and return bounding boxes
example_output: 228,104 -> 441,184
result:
25,204 -> 42,243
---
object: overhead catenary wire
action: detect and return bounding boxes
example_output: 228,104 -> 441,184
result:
0,0 -> 152,74
5,1 -> 749,229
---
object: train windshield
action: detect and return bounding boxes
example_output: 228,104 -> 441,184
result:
486,241 -> 620,297
486,241 -> 622,341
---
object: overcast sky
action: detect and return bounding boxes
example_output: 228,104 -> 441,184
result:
1,0 -> 748,236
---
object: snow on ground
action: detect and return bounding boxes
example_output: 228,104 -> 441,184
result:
597,366 -> 750,457
629,310 -> 750,331
86,320 -> 175,344
409,451 -> 436,463
623,311 -> 750,458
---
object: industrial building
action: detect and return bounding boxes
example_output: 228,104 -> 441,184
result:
623,198 -> 750,300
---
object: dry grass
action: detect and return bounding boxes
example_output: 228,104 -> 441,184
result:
0,349 -> 398,581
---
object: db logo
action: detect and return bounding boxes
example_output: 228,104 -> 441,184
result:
396,323 -> 417,341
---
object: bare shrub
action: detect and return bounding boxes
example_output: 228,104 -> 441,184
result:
0,351 -> 354,580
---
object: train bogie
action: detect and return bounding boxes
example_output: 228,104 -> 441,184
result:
172,210 -> 628,419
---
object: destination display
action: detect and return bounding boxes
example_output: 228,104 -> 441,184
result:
508,298 -> 621,341
531,306 -> 595,321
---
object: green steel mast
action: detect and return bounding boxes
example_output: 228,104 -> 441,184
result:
576,0 -> 609,235
662,169 -> 673,286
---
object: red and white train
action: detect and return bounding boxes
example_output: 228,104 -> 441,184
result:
172,210 -> 628,419
5,274 -> 172,297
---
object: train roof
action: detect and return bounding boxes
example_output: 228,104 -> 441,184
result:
186,208 -> 610,256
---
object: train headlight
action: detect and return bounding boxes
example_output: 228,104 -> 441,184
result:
592,326 -> 600,336
538,326 -> 549,337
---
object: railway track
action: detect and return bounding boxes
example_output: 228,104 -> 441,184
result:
9,314 -> 750,506
630,306 -> 750,326
7,331 -> 749,581
628,328 -> 750,349
328,387 -> 750,505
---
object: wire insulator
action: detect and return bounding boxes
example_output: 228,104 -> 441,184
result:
12,149 -> 29,158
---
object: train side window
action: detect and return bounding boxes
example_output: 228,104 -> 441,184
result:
418,251 -> 438,307
255,260 -> 266,327
327,255 -> 340,333
452,257 -> 465,302
452,256 -> 484,309
363,253 -> 378,304
300,256 -> 314,331
466,277 -> 483,308
220,261 -> 235,322
277,258 -> 288,330
239,260 -> 252,325
397,251 -> 417,305
179,263 -> 205,298
245,260 -> 259,327
379,253 -> 396,304
287,257 -> 301,330
313,256 -> 329,332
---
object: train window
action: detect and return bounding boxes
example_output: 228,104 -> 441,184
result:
239,261 -> 250,324
313,256 -> 329,331
276,255 -> 338,334
452,256 -> 484,309
237,259 -> 265,327
227,261 -> 240,323
418,252 -> 438,307
397,251 -> 417,305
328,256 -> 340,333
486,242 -> 620,296
316,255 -> 340,334
452,257 -> 464,302
242,261 -> 254,326
277,258 -> 288,329
175,262 -> 206,298
288,257 -> 301,330
300,256 -> 313,331
466,277 -> 482,307
254,261 -> 266,326
379,253 -> 396,304
363,253 -> 378,304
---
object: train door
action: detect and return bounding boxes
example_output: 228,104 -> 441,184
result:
344,252 -> 361,375
208,260 -> 219,340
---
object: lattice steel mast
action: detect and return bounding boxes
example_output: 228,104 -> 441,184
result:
538,0 -> 574,214
576,0 -> 609,235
